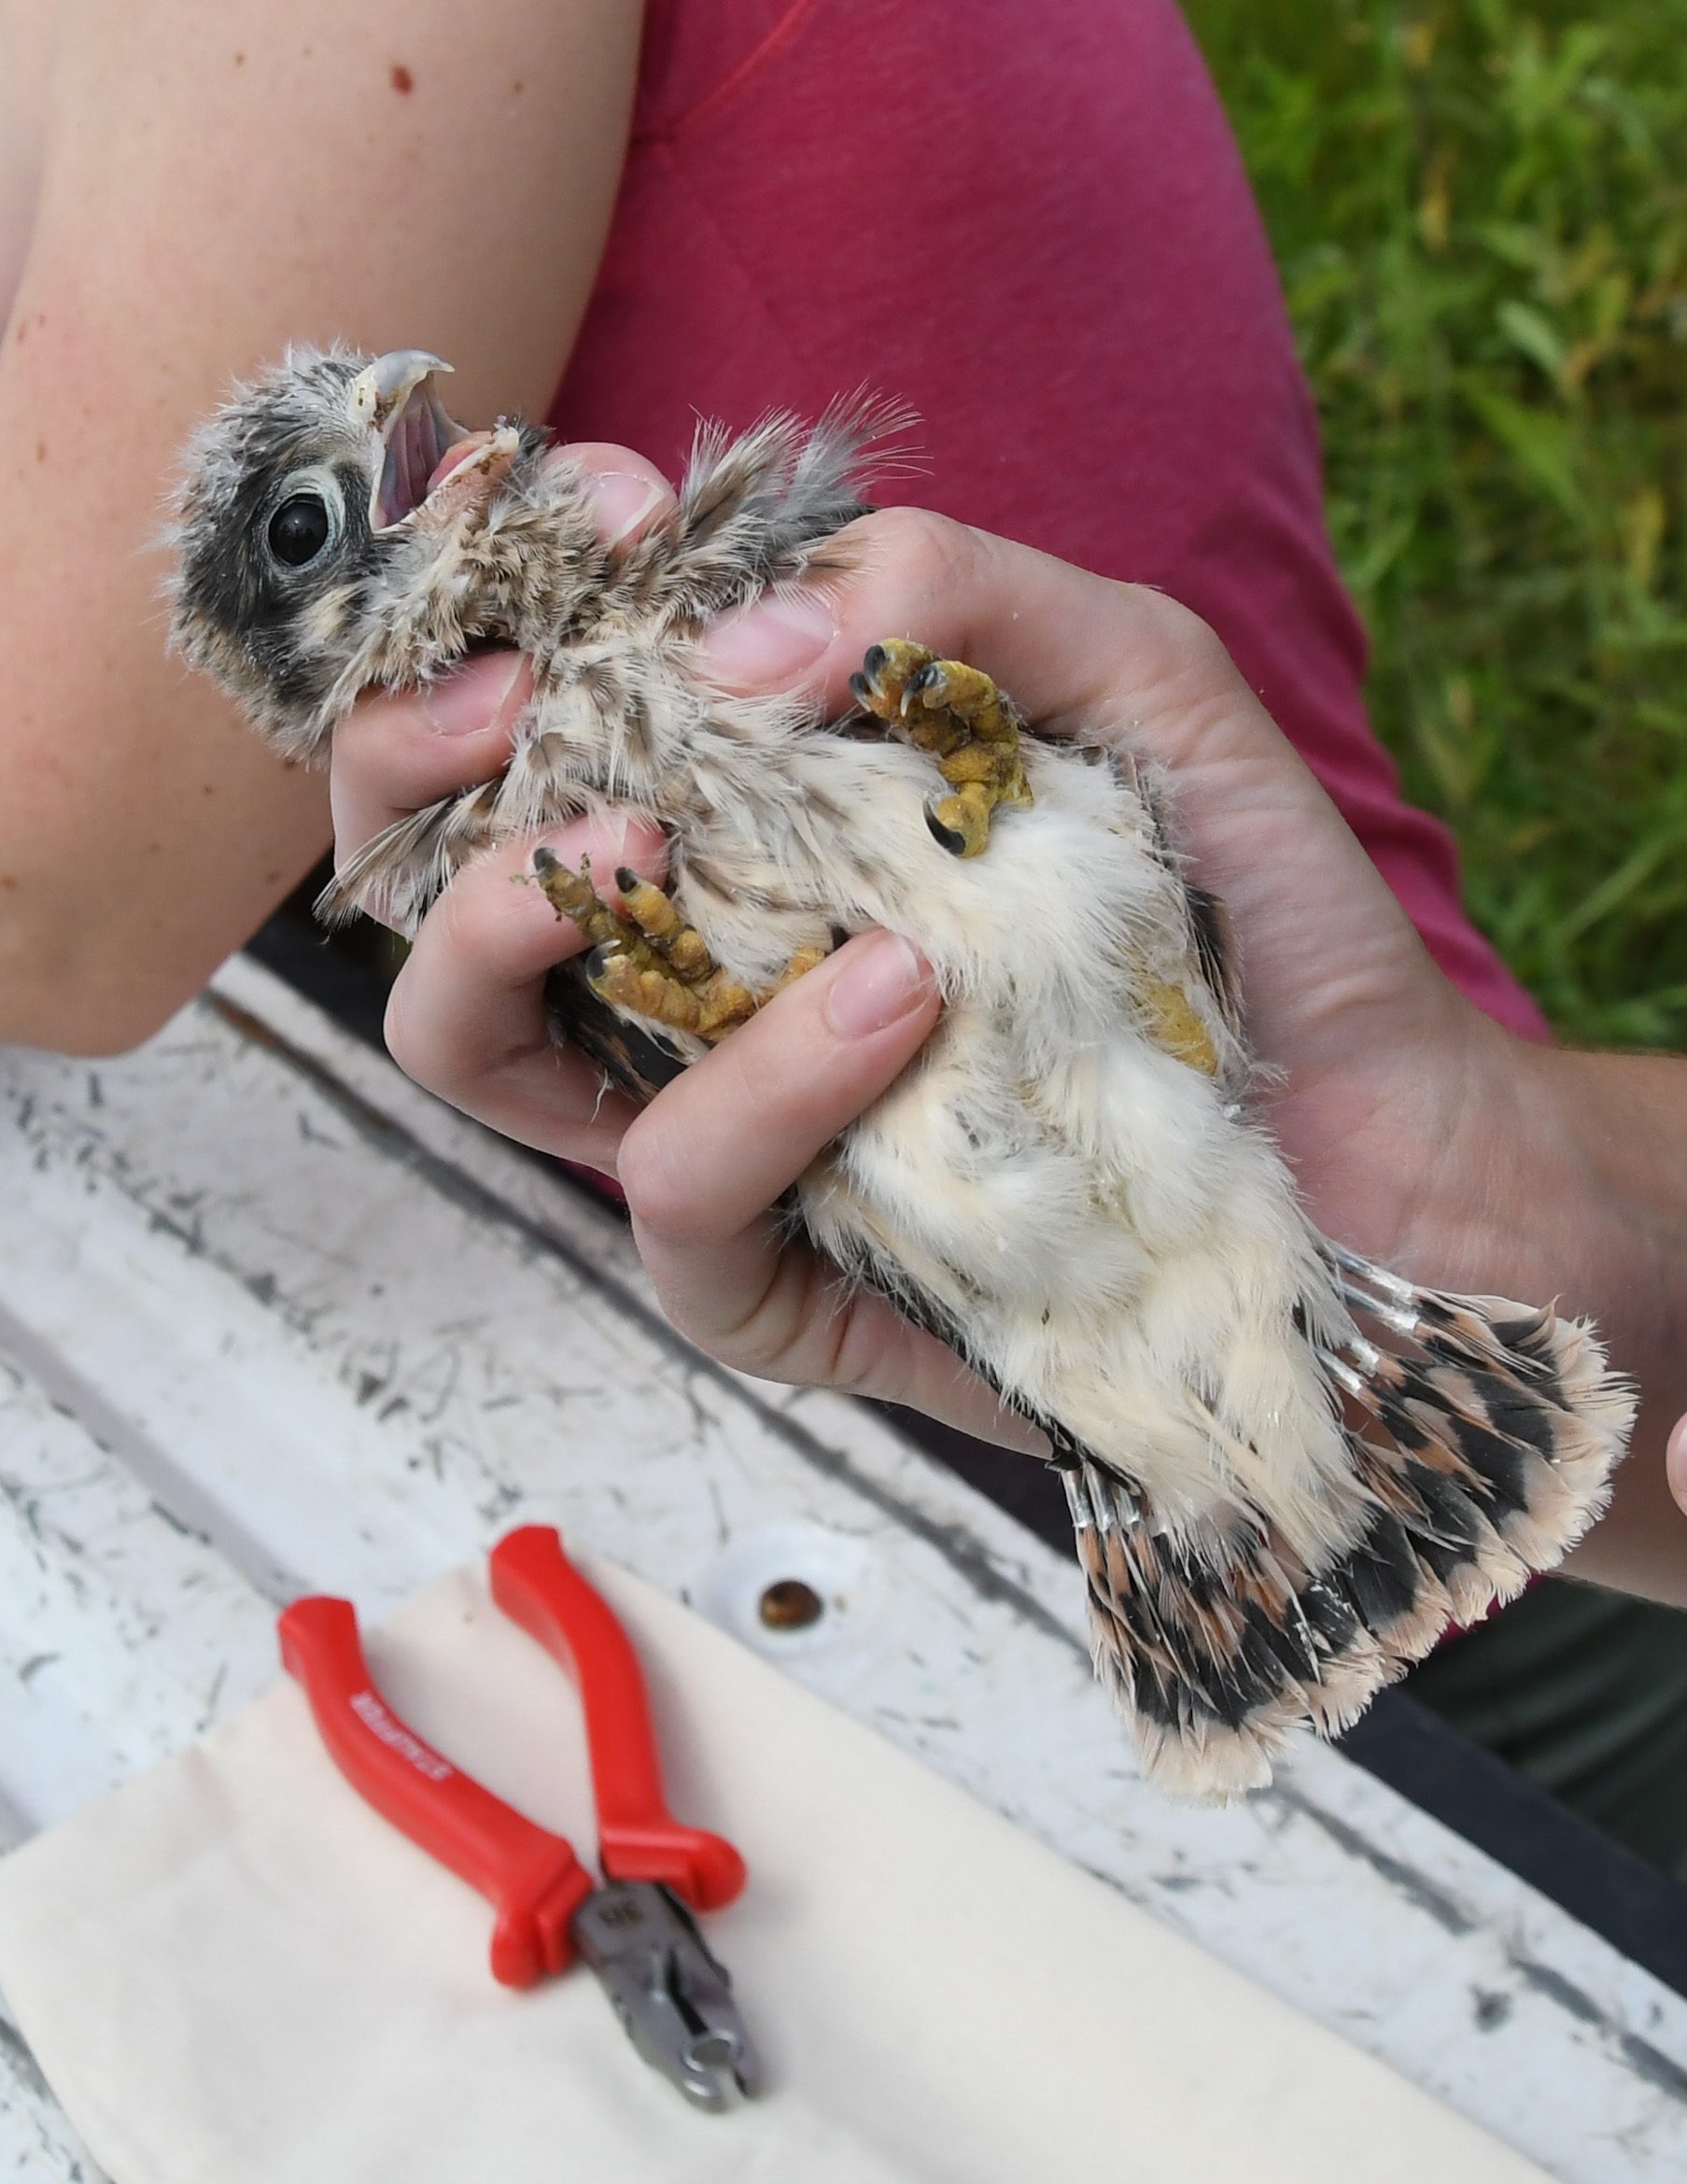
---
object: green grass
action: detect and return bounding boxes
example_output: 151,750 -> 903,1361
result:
1182,0 -> 1687,1047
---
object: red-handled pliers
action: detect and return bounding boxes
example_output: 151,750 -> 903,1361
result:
278,1524 -> 760,2112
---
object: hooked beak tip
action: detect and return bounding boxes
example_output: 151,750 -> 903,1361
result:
357,348 -> 491,531
351,349 -> 456,434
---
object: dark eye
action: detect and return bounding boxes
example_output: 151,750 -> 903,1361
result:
268,493 -> 333,568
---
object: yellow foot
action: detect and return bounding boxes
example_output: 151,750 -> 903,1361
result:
1137,977 -> 1220,1078
850,638 -> 1033,857
612,867 -> 718,980
533,850 -> 830,1045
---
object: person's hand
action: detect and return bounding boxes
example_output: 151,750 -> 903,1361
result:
330,444 -> 679,1172
330,467 -> 1525,1425
2,0 -> 640,1051
331,472 -> 1687,1598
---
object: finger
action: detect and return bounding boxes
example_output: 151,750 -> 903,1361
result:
330,444 -> 679,857
331,650 -> 535,861
541,442 -> 677,547
385,809 -> 667,1169
615,932 -> 1047,1452
695,507 -> 1366,881
622,931 -> 937,1235
698,503 -> 1240,759
679,1231 -> 1050,1450
1669,1414 -> 1687,1523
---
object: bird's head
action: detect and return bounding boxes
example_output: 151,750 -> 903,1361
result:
168,345 -> 530,760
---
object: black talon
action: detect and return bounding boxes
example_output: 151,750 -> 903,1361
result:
531,844 -> 560,876
847,671 -> 875,708
924,804 -> 968,855
905,662 -> 941,697
584,941 -> 623,987
861,643 -> 889,678
614,866 -> 644,896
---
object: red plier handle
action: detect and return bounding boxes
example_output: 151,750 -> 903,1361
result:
278,1526 -> 745,1988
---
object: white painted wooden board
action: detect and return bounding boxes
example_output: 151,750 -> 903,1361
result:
0,953 -> 1684,2181
0,1995 -> 107,2184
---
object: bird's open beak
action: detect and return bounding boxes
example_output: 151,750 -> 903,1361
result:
349,350 -> 508,532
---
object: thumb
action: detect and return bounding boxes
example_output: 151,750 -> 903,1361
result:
1668,1414 -> 1687,1523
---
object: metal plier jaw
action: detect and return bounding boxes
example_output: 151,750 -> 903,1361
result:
279,1527 -> 756,2112
574,1881 -> 761,2112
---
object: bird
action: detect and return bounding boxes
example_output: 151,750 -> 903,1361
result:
169,345 -> 1636,1796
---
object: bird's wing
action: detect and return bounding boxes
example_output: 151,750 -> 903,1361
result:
543,963 -> 694,1106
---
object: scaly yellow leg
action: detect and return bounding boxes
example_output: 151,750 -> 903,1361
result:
1136,974 -> 1220,1078
844,653 -> 1212,1073
533,850 -> 829,1045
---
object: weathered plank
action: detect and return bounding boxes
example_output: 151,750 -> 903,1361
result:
0,1360 -> 141,2184
0,952 -> 1682,2180
0,1999 -> 107,2184
0,1347 -> 274,1831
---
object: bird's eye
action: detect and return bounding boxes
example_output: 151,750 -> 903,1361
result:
268,493 -> 334,568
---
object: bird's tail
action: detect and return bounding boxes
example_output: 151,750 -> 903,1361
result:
1070,1247 -> 1635,1797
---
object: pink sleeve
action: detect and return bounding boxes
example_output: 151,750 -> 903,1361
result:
559,0 -> 1547,1042
632,0 -> 820,142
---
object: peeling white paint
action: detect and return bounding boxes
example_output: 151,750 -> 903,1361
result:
0,951 -> 1682,2180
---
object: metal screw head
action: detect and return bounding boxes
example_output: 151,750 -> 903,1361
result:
757,1577 -> 824,1630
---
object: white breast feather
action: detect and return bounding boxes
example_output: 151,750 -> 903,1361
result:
555,674 -> 1362,1569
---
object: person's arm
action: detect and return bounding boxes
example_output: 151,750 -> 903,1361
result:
328,487 -> 1687,1606
1506,1048 -> 1687,1600
0,7 -> 49,313
0,0 -> 640,1054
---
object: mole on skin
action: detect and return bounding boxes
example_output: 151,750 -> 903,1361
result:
390,63 -> 414,94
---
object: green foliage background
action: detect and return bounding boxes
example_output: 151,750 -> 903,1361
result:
1183,1 -> 1687,1047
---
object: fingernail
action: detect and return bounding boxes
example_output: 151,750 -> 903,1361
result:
823,932 -> 934,1037
422,652 -> 525,736
699,589 -> 837,689
579,470 -> 668,548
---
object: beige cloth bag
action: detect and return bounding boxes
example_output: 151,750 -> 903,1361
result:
0,1558 -> 1545,2183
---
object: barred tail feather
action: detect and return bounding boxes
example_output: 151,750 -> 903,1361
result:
1071,1250 -> 1634,1797
1322,1245 -> 1631,1576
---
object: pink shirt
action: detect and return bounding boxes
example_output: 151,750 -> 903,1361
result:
552,0 -> 1546,1039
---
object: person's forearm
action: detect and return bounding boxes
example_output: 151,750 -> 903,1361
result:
1511,1045 -> 1687,1601
0,1 -> 49,320
0,671 -> 332,1055
0,0 -> 640,1055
